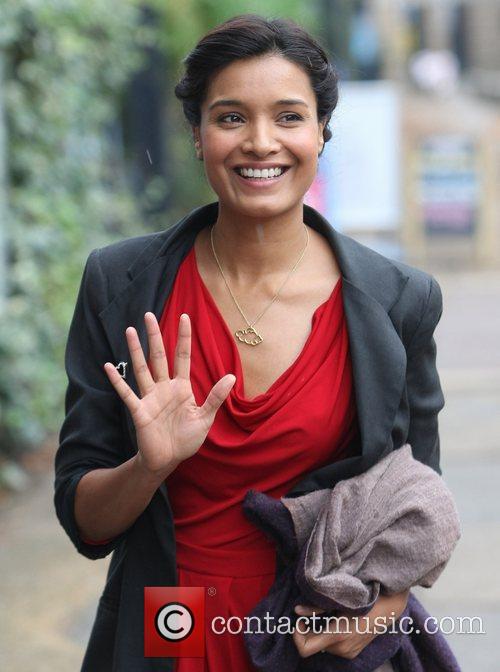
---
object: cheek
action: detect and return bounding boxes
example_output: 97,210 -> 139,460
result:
203,131 -> 234,167
289,131 -> 321,165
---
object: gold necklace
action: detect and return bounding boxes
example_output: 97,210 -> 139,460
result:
209,223 -> 310,346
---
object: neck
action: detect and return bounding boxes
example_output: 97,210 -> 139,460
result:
210,200 -> 308,284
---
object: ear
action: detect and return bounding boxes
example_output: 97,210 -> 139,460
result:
318,118 -> 327,148
192,126 -> 203,160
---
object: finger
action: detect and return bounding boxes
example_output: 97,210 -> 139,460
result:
126,326 -> 155,397
199,374 -> 236,420
293,624 -> 344,658
104,362 -> 142,415
295,605 -> 326,616
144,312 -> 170,381
174,313 -> 191,380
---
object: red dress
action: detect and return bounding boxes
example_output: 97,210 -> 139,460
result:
156,245 -> 360,672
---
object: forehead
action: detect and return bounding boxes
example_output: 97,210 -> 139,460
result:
204,54 -> 314,105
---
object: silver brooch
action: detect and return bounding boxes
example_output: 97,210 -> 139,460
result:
115,361 -> 128,379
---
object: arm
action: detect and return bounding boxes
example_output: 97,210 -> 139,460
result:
54,249 -> 145,559
405,275 -> 445,475
55,249 -> 234,557
74,452 -> 179,545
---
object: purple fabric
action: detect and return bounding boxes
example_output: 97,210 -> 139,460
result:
241,489 -> 461,672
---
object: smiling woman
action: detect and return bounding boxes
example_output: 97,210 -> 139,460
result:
54,12 -> 449,672
193,54 -> 327,209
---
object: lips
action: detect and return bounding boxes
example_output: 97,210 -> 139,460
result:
233,165 -> 290,171
232,166 -> 290,178
232,166 -> 291,189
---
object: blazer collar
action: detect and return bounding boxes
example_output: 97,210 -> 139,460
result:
100,201 -> 410,500
126,200 -> 408,313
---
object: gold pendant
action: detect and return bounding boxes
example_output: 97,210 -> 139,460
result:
235,326 -> 263,346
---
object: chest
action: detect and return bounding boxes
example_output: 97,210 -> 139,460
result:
192,227 -> 342,401
202,277 -> 340,401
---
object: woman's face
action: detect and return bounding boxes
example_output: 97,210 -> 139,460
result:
194,54 -> 326,219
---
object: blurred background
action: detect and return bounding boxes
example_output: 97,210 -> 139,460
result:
0,0 -> 498,670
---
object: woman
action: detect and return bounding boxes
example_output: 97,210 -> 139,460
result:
54,14 -> 445,672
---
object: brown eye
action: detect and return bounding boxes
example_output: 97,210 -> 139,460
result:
219,113 -> 243,124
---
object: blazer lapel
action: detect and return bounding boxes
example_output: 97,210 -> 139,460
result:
98,207 -> 208,507
98,203 -> 211,389
323,224 -> 409,469
98,201 -> 409,502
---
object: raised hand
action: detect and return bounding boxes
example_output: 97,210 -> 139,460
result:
104,312 -> 235,478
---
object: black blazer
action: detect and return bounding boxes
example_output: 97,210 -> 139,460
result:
54,201 -> 445,671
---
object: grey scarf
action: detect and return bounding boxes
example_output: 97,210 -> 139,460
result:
242,444 -> 461,671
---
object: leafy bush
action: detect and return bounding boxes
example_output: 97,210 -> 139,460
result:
0,0 -> 148,455
0,1 -> 320,458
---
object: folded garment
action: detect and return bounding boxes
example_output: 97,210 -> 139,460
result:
242,444 -> 462,672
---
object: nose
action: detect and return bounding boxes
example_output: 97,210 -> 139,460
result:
241,118 -> 281,157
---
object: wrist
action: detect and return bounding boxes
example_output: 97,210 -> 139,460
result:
133,452 -> 180,485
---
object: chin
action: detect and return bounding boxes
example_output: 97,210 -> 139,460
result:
227,193 -> 304,219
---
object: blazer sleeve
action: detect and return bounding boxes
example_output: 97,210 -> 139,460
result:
53,248 -> 129,560
405,275 -> 445,475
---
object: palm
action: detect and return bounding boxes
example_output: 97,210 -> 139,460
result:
133,377 -> 212,468
104,312 -> 235,476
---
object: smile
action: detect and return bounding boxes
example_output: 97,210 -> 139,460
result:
232,166 -> 290,187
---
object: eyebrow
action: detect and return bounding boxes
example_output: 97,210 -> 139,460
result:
207,98 -> 309,111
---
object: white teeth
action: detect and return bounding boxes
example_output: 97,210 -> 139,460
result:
237,167 -> 284,179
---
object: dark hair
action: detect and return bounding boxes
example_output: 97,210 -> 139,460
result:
174,14 -> 339,152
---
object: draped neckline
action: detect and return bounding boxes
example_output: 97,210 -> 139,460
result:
190,245 -> 342,403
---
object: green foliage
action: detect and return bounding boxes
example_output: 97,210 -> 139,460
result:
0,0 -> 322,457
0,0 -> 147,453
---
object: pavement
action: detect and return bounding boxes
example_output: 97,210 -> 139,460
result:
410,268 -> 500,671
0,268 -> 498,671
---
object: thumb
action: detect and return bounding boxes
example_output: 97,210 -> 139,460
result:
199,374 -> 236,419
